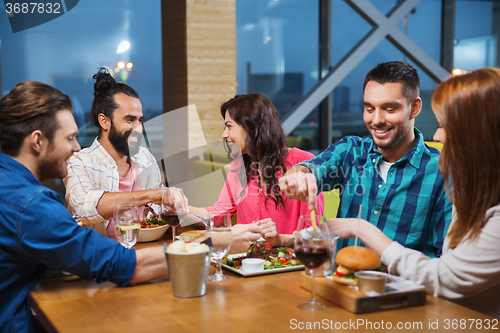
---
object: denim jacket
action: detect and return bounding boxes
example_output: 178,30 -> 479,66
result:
0,153 -> 135,333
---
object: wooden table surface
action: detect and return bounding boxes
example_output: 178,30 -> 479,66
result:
30,231 -> 495,333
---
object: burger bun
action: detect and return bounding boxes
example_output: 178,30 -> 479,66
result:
331,275 -> 358,286
336,246 -> 381,270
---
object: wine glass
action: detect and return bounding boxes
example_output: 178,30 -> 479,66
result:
160,188 -> 188,241
114,205 -> 141,249
206,211 -> 232,281
295,214 -> 331,311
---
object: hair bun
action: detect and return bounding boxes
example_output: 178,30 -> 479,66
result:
93,68 -> 116,96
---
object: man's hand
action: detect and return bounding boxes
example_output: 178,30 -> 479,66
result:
98,188 -> 164,219
158,187 -> 188,209
149,188 -> 164,206
278,165 -> 318,210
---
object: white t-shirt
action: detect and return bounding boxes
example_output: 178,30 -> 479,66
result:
377,159 -> 394,182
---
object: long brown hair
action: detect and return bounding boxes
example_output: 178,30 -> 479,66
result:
221,94 -> 289,210
431,67 -> 500,249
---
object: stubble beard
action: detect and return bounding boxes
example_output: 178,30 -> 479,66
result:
368,124 -> 409,151
38,146 -> 68,182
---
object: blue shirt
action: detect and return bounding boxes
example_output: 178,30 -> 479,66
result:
0,154 -> 136,333
300,129 -> 452,258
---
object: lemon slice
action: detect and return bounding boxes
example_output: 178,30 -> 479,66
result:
118,225 -> 140,230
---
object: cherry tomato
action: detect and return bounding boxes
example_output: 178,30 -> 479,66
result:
278,258 -> 289,265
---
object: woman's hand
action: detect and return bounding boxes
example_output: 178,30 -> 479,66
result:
326,218 -> 365,239
229,223 -> 263,253
255,218 -> 281,247
327,218 -> 393,257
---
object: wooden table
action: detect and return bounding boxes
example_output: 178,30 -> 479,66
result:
30,233 -> 495,333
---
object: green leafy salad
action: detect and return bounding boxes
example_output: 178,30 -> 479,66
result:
222,246 -> 302,270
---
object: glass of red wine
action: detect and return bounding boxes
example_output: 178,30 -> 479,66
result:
160,188 -> 188,241
295,214 -> 331,311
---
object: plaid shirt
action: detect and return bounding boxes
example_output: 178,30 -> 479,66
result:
300,129 -> 452,257
65,138 -> 162,232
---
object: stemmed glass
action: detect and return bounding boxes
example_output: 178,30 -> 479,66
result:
114,205 -> 141,249
206,211 -> 232,281
295,214 -> 331,311
160,188 -> 188,241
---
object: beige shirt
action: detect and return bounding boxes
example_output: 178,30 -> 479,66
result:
382,205 -> 500,319
65,138 -> 161,235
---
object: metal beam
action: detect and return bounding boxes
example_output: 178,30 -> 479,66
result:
0,40 -> 2,98
440,0 -> 456,73
281,15 -> 388,134
353,0 -> 449,82
318,0 -> 332,149
388,29 -> 449,82
281,0 -> 450,135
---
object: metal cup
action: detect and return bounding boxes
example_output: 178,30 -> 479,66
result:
164,245 -> 211,298
306,233 -> 339,277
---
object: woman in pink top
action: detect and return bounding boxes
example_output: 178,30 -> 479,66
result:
189,94 -> 324,247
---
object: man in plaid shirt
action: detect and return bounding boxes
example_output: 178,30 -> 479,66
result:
279,61 -> 452,257
65,68 -> 164,237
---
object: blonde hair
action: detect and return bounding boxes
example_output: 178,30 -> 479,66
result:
432,68 -> 500,248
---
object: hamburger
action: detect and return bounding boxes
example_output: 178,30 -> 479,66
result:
332,246 -> 381,286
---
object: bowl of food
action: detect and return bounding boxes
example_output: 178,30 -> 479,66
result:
138,218 -> 169,242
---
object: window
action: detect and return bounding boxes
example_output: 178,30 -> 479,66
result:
0,0 -> 162,201
236,0 -> 319,149
0,0 -> 162,148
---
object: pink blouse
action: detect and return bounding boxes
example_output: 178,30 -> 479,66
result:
205,148 -> 324,234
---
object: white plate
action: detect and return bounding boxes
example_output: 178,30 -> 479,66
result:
176,235 -> 264,242
213,253 -> 304,277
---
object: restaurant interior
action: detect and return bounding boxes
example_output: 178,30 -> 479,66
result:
1,0 -> 499,331
1,0 -> 498,207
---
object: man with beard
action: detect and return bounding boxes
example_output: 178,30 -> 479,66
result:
0,81 -> 169,332
65,68 -> 163,238
279,61 -> 452,258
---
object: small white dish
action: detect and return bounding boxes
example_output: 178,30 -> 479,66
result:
241,258 -> 265,273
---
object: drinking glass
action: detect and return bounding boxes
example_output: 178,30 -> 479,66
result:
206,211 -> 232,281
114,205 -> 140,249
295,214 -> 331,311
160,188 -> 188,241
109,195 -> 136,239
